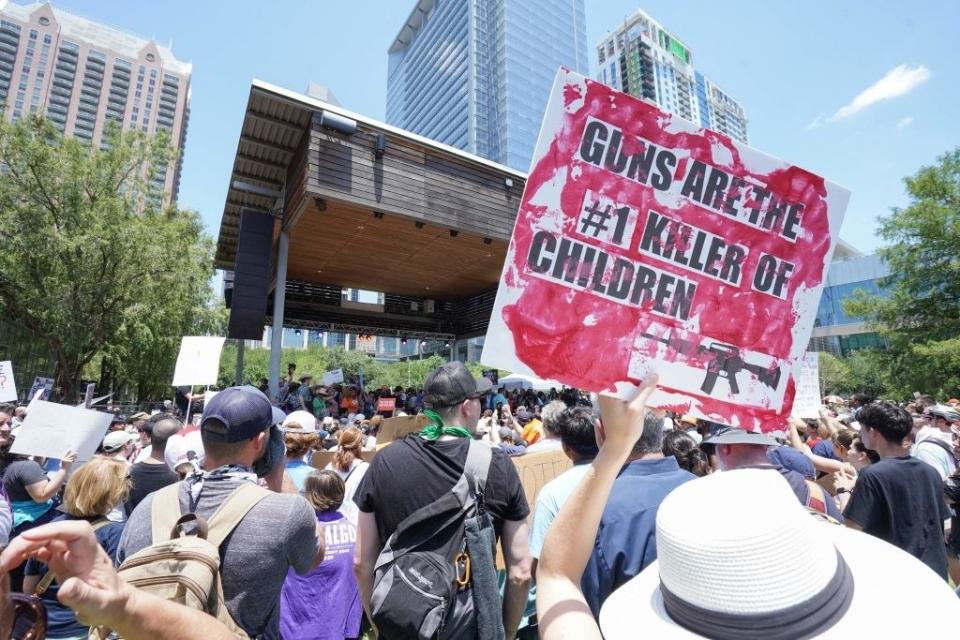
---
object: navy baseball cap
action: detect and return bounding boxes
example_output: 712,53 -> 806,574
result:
200,386 -> 286,443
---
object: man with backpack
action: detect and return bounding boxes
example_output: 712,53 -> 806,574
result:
353,361 -> 532,639
118,386 -> 324,639
912,404 -> 959,479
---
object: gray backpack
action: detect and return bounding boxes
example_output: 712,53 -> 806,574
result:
370,439 -> 504,640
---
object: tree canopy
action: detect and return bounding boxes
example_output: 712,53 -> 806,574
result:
0,116 -> 218,401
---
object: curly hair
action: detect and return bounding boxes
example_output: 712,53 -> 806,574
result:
333,427 -> 364,473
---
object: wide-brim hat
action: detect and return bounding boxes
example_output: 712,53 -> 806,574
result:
703,426 -> 779,447
599,469 -> 960,638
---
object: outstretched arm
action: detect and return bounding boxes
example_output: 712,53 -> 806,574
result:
536,375 -> 658,640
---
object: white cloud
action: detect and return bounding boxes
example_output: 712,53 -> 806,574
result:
831,64 -> 930,121
896,116 -> 914,131
805,114 -> 826,131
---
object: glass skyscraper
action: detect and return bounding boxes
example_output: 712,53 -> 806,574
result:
596,8 -> 748,144
386,0 -> 587,171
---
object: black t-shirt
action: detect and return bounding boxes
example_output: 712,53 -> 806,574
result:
3,460 -> 48,501
125,461 -> 180,515
175,386 -> 191,416
844,456 -> 950,577
354,435 -> 529,543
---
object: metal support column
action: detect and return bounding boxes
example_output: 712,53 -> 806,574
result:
268,230 -> 289,400
235,339 -> 245,386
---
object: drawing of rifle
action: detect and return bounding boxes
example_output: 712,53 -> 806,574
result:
640,332 -> 782,396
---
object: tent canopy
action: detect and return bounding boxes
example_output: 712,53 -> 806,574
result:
498,373 -> 563,392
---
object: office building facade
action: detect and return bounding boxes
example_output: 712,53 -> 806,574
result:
386,0 -> 587,171
595,9 -> 748,144
0,1 -> 191,200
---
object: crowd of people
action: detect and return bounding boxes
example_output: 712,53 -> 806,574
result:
0,370 -> 958,638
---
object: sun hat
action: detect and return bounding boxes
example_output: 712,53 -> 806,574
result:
422,361 -> 493,409
599,469 -> 960,638
282,410 -> 318,433
703,426 -> 779,447
164,424 -> 204,473
678,414 -> 699,427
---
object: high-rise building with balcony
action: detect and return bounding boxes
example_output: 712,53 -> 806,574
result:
596,9 -> 748,144
386,0 -> 587,171
0,1 -> 191,201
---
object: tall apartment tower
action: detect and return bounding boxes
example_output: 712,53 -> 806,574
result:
0,1 -> 191,201
386,0 -> 587,172
596,9 -> 747,144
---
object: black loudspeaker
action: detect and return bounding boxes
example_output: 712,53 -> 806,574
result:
227,210 -> 274,340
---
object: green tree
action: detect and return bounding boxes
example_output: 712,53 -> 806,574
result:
843,350 -> 891,399
817,352 -> 849,395
0,116 -> 217,401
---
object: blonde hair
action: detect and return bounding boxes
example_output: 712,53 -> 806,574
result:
63,456 -> 131,517
333,427 -> 363,472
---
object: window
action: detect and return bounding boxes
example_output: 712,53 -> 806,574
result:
145,53 -> 155,62
43,34 -> 51,44
29,29 -> 37,39
38,17 -> 50,26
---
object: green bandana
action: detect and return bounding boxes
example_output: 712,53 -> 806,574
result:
419,409 -> 473,441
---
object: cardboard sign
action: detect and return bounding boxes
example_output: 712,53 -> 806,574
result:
0,361 -> 16,403
375,414 -> 431,447
482,69 -> 849,431
10,400 -> 113,461
310,448 -> 377,471
83,382 -> 96,409
791,353 -> 822,419
323,369 -> 345,386
172,336 -> 225,387
376,397 -> 397,413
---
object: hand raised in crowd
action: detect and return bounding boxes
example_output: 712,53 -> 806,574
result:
60,449 -> 78,471
537,374 -> 658,640
0,521 -> 239,640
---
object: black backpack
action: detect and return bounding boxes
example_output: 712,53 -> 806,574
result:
370,439 -> 503,640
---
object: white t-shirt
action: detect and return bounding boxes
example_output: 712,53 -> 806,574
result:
912,428 -> 957,479
325,458 -> 369,527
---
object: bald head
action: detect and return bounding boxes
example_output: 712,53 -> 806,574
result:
148,415 -> 182,453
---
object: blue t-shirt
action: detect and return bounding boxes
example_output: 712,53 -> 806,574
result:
286,459 -> 315,493
581,457 -> 695,616
26,514 -> 124,638
812,439 -> 839,461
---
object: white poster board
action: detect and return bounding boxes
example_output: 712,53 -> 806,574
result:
0,361 -> 16,403
171,336 -> 226,387
11,400 -> 113,461
791,353 -> 822,419
322,368 -> 344,386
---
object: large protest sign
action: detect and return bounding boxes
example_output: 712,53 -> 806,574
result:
171,336 -> 226,387
0,361 -> 16,403
791,353 -> 822,419
11,400 -> 113,461
482,69 -> 849,430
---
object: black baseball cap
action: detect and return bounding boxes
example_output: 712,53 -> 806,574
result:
200,386 -> 286,443
423,362 -> 493,409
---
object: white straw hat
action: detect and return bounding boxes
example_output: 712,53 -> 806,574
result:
600,468 -> 959,638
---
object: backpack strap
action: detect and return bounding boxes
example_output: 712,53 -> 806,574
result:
35,518 -> 113,595
205,483 -> 272,548
151,482 -> 185,543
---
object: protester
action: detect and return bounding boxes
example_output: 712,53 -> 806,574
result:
529,406 -> 600,575
24,456 -> 128,639
1,521 -> 242,639
535,377 -> 960,640
3,449 -> 76,543
298,374 -> 314,412
840,402 -> 950,578
498,427 -> 528,456
125,414 -> 181,515
518,408 -> 544,446
281,470 -> 361,640
325,428 -> 368,528
660,430 -> 709,476
707,427 -> 843,521
912,405 -> 959,479
353,361 -> 531,639
119,386 -> 324,638
580,409 -> 695,616
101,430 -> 135,464
284,418 -> 321,493
163,422 -> 205,477
525,400 -> 566,453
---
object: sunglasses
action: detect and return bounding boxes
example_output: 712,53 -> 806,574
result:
6,592 -> 47,639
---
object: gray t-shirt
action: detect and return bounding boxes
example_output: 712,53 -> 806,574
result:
118,478 -> 319,639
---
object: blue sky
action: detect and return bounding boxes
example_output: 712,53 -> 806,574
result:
52,0 -> 959,254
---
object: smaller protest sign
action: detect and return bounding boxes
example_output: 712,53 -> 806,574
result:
28,377 -> 54,402
482,369 -> 499,387
171,337 -> 226,387
791,353 -> 822,419
11,400 -> 113,461
83,383 -> 96,409
323,369 -> 345,386
376,397 -> 397,413
376,414 -> 430,447
0,361 -> 16,403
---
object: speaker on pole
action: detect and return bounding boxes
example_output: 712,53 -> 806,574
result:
227,209 -> 274,340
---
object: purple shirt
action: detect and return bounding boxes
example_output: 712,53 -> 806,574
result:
280,511 -> 361,640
